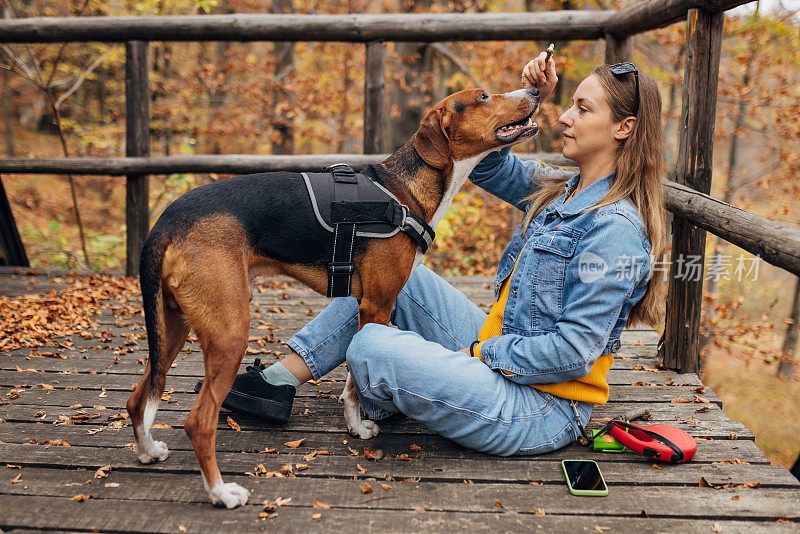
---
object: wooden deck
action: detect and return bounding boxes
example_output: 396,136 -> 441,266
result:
1,267 -> 798,533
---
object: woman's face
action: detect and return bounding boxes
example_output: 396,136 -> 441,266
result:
558,74 -> 624,166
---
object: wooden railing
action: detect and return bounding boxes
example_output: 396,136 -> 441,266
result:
3,0 -> 789,376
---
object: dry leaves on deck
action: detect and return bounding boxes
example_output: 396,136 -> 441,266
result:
0,273 -> 140,351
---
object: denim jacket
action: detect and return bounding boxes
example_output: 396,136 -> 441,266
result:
469,147 -> 652,385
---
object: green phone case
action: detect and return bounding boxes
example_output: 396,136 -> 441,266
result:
562,460 -> 609,496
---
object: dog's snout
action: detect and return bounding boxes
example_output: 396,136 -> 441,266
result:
526,87 -> 540,99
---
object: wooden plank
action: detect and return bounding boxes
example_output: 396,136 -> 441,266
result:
124,40 -> 150,277
0,368 -> 705,390
1,494 -> 795,534
604,33 -> 632,65
661,8 -> 724,374
604,0 -> 753,38
0,383 -> 723,408
0,420 -> 769,466
0,152 -> 574,175
0,403 -> 758,442
2,465 -> 797,509
0,176 -> 28,267
0,12 -> 610,43
664,179 -> 800,277
0,470 -> 797,520
364,41 -> 386,154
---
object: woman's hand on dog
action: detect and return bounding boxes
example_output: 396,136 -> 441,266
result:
522,51 -> 558,103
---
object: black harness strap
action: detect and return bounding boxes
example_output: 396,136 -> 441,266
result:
328,164 -> 359,298
319,163 -> 436,298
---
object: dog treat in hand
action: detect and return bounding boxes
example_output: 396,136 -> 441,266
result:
523,44 -> 555,91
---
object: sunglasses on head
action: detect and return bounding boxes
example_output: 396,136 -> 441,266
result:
609,62 -> 639,115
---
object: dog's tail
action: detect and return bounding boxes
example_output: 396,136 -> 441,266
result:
140,234 -> 166,395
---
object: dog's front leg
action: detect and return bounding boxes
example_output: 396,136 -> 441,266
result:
340,371 -> 381,439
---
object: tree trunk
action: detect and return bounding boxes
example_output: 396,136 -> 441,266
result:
778,277 -> 800,379
272,0 -> 295,156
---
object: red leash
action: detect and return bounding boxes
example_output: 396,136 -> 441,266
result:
572,405 -> 696,463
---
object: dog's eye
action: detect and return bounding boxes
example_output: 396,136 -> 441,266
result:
479,93 -> 490,102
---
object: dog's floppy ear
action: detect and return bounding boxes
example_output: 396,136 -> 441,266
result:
413,107 -> 451,169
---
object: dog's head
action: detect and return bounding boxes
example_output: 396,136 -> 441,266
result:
412,88 -> 539,169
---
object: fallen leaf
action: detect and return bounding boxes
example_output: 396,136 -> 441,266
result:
226,416 -> 241,431
356,463 -> 367,474
410,444 -> 423,452
94,465 -> 111,479
258,448 -> 277,454
313,501 -> 330,509
361,483 -> 373,494
312,513 -> 322,519
151,424 -> 172,429
535,508 -> 545,516
592,527 -> 611,533
284,439 -> 305,448
72,493 -> 93,502
712,521 -> 722,533
347,446 -> 359,456
10,473 -> 22,484
494,501 -> 503,509
732,495 -> 740,500
104,482 -> 120,488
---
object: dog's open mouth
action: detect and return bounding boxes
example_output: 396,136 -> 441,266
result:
496,110 -> 538,143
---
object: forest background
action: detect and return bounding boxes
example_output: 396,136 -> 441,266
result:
2,0 -> 799,469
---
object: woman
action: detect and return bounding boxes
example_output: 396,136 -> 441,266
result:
220,53 -> 666,456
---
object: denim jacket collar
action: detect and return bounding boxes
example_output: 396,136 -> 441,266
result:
550,171 -> 615,218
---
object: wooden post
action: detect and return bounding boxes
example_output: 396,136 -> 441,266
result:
604,33 -> 632,64
125,41 -> 150,277
660,9 -> 724,373
0,175 -> 28,266
364,41 -> 386,154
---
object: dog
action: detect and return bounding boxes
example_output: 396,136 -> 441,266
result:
126,87 -> 540,508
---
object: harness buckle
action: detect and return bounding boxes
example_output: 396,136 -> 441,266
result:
325,163 -> 357,183
327,262 -> 355,275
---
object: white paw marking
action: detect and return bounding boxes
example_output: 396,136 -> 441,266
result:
344,395 -> 380,439
137,439 -> 169,464
209,482 -> 250,509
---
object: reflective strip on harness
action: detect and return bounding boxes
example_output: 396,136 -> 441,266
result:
304,164 -> 436,298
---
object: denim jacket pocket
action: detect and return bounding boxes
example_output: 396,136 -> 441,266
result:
527,227 -> 580,331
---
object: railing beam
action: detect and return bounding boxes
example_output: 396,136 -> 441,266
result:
125,41 -> 150,277
660,8 -> 724,374
0,12 -> 609,43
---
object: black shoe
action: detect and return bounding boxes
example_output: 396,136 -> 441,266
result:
194,358 -> 296,424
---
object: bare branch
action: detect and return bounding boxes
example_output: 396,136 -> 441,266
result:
430,43 -> 485,90
54,47 -> 115,109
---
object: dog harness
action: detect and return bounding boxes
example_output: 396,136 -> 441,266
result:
301,163 -> 435,298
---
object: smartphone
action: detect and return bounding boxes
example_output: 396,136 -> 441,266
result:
562,460 -> 608,496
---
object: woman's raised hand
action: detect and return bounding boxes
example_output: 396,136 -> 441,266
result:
522,50 -> 558,103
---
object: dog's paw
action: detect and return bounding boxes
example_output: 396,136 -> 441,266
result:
137,440 -> 169,464
348,417 -> 381,439
210,482 -> 250,509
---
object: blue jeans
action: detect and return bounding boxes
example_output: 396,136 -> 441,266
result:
286,265 -> 592,456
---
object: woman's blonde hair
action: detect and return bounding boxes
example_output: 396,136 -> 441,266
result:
519,65 -> 666,328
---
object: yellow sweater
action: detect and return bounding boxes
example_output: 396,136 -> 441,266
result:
473,191 -> 613,405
